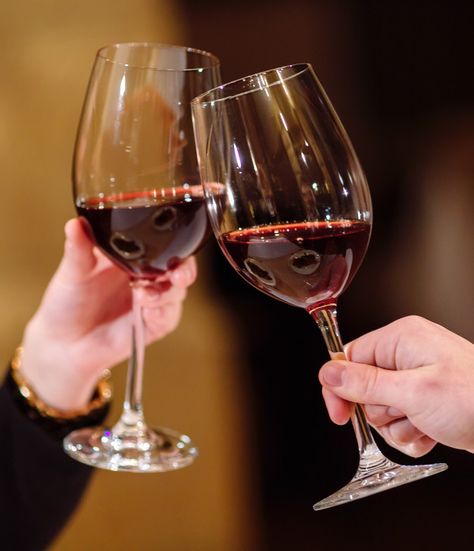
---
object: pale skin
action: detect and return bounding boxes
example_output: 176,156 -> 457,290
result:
319,316 -> 474,457
20,218 -> 197,412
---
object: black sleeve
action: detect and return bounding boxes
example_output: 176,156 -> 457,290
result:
0,376 -> 96,551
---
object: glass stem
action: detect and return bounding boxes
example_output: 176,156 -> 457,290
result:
115,282 -> 147,435
311,304 -> 390,474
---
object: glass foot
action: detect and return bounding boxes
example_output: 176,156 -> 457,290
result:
63,424 -> 198,473
313,461 -> 448,510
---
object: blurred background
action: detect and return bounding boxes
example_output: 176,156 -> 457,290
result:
0,1 -> 472,550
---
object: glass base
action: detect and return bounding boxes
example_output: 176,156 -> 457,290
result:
313,461 -> 448,511
63,424 -> 198,473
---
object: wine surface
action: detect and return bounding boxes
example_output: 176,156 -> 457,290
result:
77,187 -> 209,279
220,220 -> 370,310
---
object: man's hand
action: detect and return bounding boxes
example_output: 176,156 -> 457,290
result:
319,316 -> 474,456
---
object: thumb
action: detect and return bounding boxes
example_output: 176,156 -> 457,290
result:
319,360 -> 416,412
57,218 -> 97,281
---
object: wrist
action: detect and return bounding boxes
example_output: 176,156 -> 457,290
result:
21,319 -> 106,411
10,346 -> 112,420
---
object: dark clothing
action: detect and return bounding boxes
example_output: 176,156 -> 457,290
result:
0,375 -> 94,551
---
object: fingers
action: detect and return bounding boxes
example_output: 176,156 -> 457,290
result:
322,384 -> 437,458
365,404 -> 405,426
321,384 -> 436,457
169,256 -> 197,288
374,423 -> 437,458
318,360 -> 419,413
139,259 -> 196,338
365,404 -> 435,457
383,417 -> 425,445
144,301 -> 183,341
135,257 -> 197,308
345,315 -> 447,370
139,283 -> 188,309
321,387 -> 353,425
58,218 -> 98,282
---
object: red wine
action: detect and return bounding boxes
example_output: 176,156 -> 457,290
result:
220,220 -> 370,310
77,187 -> 210,279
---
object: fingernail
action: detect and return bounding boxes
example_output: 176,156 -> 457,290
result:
321,363 -> 345,387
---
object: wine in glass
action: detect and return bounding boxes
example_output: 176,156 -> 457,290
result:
191,63 -> 447,508
63,43 -> 221,472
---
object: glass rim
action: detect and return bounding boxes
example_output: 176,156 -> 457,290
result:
96,42 -> 220,72
191,63 -> 312,106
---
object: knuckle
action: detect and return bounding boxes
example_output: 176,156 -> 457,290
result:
358,367 -> 381,402
411,368 -> 442,400
401,315 -> 429,332
364,404 -> 386,427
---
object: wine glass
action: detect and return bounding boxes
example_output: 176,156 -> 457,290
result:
191,63 -> 447,508
63,43 -> 221,472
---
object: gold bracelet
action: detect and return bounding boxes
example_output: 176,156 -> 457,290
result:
10,347 -> 112,420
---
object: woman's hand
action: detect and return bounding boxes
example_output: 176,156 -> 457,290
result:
20,218 -> 197,411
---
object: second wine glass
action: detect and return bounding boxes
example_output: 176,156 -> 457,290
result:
64,43 -> 221,472
192,63 -> 447,508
